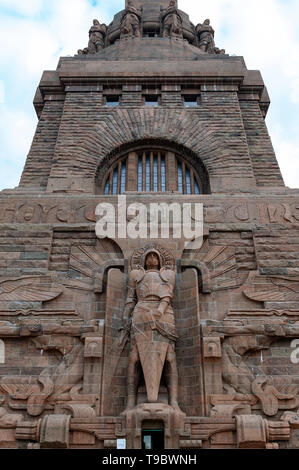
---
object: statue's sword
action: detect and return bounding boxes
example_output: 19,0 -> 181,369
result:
105,323 -> 131,383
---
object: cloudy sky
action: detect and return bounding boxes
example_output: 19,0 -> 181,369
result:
0,0 -> 298,190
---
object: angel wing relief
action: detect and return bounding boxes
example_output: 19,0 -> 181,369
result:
0,276 -> 64,302
68,239 -> 124,293
183,242 -> 247,292
243,272 -> 299,302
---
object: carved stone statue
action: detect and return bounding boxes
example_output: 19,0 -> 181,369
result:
122,249 -> 179,410
162,0 -> 183,39
196,19 -> 216,53
77,19 -> 107,55
88,19 -> 107,53
120,0 -> 141,39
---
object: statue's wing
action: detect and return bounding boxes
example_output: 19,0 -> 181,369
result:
243,275 -> 299,302
182,242 -> 247,292
0,277 -> 64,302
69,239 -> 124,293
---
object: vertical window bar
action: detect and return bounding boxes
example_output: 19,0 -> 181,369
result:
142,152 -> 146,191
109,170 -> 113,195
153,154 -> 158,191
150,152 -> 154,191
104,178 -> 110,195
158,153 -> 161,192
117,161 -> 121,194
112,167 -> 118,195
194,178 -> 201,194
182,161 -> 186,195
190,169 -> 195,194
161,154 -> 166,192
146,153 -> 150,191
138,156 -> 143,192
120,161 -> 126,194
186,167 -> 191,195
177,161 -> 183,194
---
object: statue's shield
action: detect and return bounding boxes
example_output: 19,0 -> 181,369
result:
134,327 -> 168,403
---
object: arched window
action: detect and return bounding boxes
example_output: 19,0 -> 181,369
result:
103,157 -> 127,195
98,147 -> 208,195
176,157 -> 201,195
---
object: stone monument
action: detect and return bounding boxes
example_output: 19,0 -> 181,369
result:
0,0 -> 298,451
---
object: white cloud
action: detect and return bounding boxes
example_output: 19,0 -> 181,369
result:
0,104 -> 37,189
270,121 -> 299,188
0,0 -> 43,16
0,81 -> 4,103
0,18 -> 60,78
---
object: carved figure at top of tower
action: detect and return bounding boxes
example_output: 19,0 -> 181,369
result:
88,19 -> 107,53
196,19 -> 216,53
121,247 -> 180,411
162,0 -> 183,39
120,0 -> 141,39
77,19 -> 107,55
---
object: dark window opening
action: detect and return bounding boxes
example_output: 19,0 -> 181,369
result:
105,95 -> 120,107
144,95 -> 159,107
183,95 -> 199,107
142,422 -> 164,450
143,27 -> 161,38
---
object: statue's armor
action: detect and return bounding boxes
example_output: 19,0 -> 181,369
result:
124,254 -> 179,405
126,267 -> 177,340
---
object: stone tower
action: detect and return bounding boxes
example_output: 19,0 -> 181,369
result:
0,0 -> 298,450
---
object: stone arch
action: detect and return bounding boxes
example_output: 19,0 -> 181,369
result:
50,107 -> 254,190
0,340 -> 4,364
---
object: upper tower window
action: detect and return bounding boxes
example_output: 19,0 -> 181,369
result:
105,95 -> 120,107
144,95 -> 160,107
99,148 -> 206,195
183,95 -> 199,107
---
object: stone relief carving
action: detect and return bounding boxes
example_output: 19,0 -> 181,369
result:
121,245 -> 180,411
78,19 -> 107,55
182,243 -> 247,292
0,276 -> 64,302
120,0 -> 141,40
2,200 -> 299,225
73,1 -> 228,54
251,377 -> 298,417
196,19 -> 216,54
243,272 -> 299,303
219,332 -> 299,417
0,336 -> 86,416
88,19 -> 107,53
162,0 -> 183,39
0,407 -> 23,428
68,241 -> 124,293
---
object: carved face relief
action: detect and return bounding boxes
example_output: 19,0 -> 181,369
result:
145,252 -> 160,271
131,243 -> 175,271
